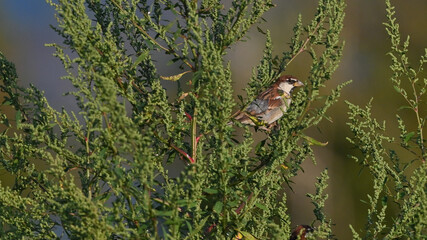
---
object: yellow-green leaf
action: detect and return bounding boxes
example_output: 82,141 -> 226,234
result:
239,231 -> 258,240
160,70 -> 191,81
301,134 -> 328,146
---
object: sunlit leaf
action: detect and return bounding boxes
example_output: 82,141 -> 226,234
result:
160,70 -> 191,81
301,134 -> 328,146
239,231 -> 258,240
255,203 -> 267,211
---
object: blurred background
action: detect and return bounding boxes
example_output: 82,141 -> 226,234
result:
0,0 -> 426,238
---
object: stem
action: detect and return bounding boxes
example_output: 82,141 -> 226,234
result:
146,187 -> 159,239
154,131 -> 195,164
285,19 -> 323,69
396,76 -> 425,160
410,80 -> 426,160
84,127 -> 92,199
191,110 -> 197,163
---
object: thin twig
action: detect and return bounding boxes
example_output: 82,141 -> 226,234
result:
285,19 -> 323,68
191,111 -> 197,163
110,0 -> 195,71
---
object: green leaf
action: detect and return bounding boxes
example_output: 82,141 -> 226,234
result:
255,139 -> 267,153
134,50 -> 149,67
15,110 -> 21,128
114,167 -> 124,177
301,134 -> 328,146
203,188 -> 218,194
187,216 -> 209,238
393,85 -> 401,93
154,210 -> 174,216
403,132 -> 415,143
160,70 -> 191,81
213,201 -> 223,213
176,199 -> 189,206
255,202 -> 267,211
381,196 -> 388,206
93,192 -> 111,202
237,95 -> 244,104
98,148 -> 107,158
397,105 -> 412,111
106,214 -> 116,225
164,21 -> 175,32
257,26 -> 266,35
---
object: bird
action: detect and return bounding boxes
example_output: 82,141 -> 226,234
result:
232,75 -> 304,129
289,225 -> 314,240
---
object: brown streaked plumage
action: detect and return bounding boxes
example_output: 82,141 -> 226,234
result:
290,225 -> 314,240
233,75 -> 304,128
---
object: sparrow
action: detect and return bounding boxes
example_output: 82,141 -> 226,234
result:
290,225 -> 314,240
233,75 -> 304,129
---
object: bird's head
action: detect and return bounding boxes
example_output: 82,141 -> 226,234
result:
275,75 -> 304,94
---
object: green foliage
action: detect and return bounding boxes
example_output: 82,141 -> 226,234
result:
306,169 -> 334,239
0,0 -> 347,239
346,0 -> 427,239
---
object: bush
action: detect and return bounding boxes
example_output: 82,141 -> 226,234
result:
0,0 -> 425,239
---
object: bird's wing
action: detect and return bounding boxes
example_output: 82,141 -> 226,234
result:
246,99 -> 269,115
246,87 -> 283,116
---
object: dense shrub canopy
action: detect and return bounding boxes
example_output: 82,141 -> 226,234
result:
0,0 -> 425,239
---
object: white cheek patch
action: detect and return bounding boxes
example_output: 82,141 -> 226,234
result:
279,82 -> 294,94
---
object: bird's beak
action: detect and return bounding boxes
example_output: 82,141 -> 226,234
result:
293,80 -> 304,87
